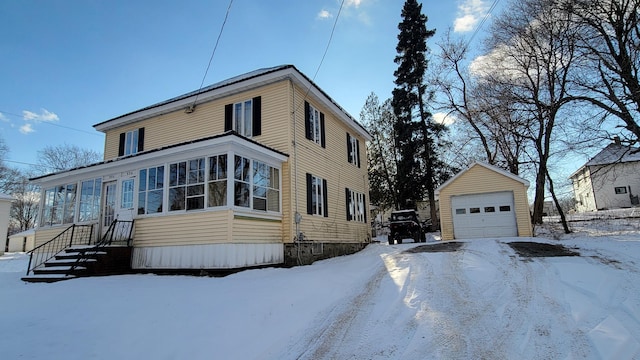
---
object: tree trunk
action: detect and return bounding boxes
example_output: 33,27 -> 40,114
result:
546,168 -> 571,234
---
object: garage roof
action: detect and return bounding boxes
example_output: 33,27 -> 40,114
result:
435,161 -> 530,195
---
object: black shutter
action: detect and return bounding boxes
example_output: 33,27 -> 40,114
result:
322,178 -> 328,217
363,194 -> 367,223
320,112 -> 326,148
224,104 -> 233,132
304,101 -> 311,140
306,173 -> 313,215
356,138 -> 360,168
118,132 -> 125,157
345,188 -> 352,221
137,127 -> 145,153
347,133 -> 352,163
252,96 -> 261,136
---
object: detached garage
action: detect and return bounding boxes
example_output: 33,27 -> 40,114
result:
436,162 -> 533,240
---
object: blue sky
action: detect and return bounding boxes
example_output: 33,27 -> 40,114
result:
0,0 -> 498,171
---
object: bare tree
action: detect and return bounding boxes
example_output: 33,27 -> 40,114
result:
9,176 -> 39,233
480,0 -> 578,230
565,0 -> 640,145
33,144 -> 102,175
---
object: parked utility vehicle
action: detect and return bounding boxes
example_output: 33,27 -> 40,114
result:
388,209 -> 427,244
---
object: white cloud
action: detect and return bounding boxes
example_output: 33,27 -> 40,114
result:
433,112 -> 456,126
19,123 -> 34,134
22,108 -> 59,122
345,0 -> 362,8
318,9 -> 332,19
0,112 -> 8,122
454,0 -> 487,33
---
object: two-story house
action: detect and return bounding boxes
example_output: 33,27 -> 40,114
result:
28,65 -> 371,274
570,139 -> 640,212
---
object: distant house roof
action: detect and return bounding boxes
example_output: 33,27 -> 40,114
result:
570,143 -> 640,179
93,64 -> 371,140
585,143 -> 640,166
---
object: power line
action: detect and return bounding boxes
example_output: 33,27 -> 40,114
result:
0,109 -> 102,136
190,0 -> 234,110
464,0 -> 501,51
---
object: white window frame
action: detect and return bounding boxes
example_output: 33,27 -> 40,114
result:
348,134 -> 359,167
233,99 -> 253,137
311,175 -> 325,216
309,104 -> 322,145
124,129 -> 139,156
348,189 -> 366,223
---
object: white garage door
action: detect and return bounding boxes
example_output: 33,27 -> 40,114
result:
451,191 -> 517,239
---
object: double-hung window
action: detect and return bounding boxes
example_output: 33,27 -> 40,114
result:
225,97 -> 261,137
305,101 -> 326,148
252,161 -> 280,212
346,188 -> 366,222
307,173 -> 328,217
118,128 -> 145,156
347,133 -> 360,167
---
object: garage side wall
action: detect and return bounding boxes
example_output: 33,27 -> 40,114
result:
439,165 -> 532,240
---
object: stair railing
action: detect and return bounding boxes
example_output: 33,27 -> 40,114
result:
64,219 -> 135,277
25,224 -> 94,276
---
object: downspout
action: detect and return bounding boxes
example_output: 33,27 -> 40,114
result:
291,79 -> 301,241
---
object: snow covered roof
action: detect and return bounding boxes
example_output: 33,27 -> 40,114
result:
585,143 -> 640,166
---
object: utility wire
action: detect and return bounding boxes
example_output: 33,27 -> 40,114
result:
464,0 -> 501,51
0,109 -> 102,136
190,0 -> 234,109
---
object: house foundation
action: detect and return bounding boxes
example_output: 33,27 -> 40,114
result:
283,242 -> 368,267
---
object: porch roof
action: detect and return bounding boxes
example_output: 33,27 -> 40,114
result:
30,131 -> 289,184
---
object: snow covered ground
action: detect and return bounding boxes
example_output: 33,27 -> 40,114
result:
1,219 -> 639,359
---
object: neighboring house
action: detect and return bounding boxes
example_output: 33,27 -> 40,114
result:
435,162 -> 533,240
570,140 -> 640,212
0,193 -> 14,255
7,229 -> 35,252
29,65 -> 372,271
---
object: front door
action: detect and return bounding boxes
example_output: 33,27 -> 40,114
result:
102,181 -> 117,237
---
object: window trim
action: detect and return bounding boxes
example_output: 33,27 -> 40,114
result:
305,101 -> 326,148
224,97 -> 261,137
347,133 -> 360,168
307,173 -> 328,217
118,128 -> 144,157
345,188 -> 366,223
614,186 -> 628,194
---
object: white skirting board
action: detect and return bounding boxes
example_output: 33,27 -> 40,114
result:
131,243 -> 284,269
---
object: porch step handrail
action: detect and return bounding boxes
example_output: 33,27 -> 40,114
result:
64,219 -> 135,277
25,224 -> 94,276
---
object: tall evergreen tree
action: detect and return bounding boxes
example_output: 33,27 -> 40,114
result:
391,0 -> 444,227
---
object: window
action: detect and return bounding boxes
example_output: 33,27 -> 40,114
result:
121,179 -> 134,210
307,173 -> 328,216
347,133 -> 360,167
79,178 -> 101,222
346,188 -> 366,222
234,156 -> 251,207
208,154 -> 227,207
499,205 -> 511,212
41,184 -> 77,226
253,161 -> 280,212
225,97 -> 261,137
470,207 -> 480,214
615,186 -> 627,194
484,206 -> 496,213
118,128 -> 144,156
138,166 -> 164,214
169,158 -> 205,211
305,101 -> 326,148
455,208 -> 466,215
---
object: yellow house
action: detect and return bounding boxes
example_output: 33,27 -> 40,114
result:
436,162 -> 532,240
28,65 -> 371,275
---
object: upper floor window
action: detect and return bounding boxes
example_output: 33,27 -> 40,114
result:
345,188 -> 366,223
305,101 -> 326,148
347,133 -> 360,167
225,96 -> 261,137
118,127 -> 145,157
306,173 -> 328,217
